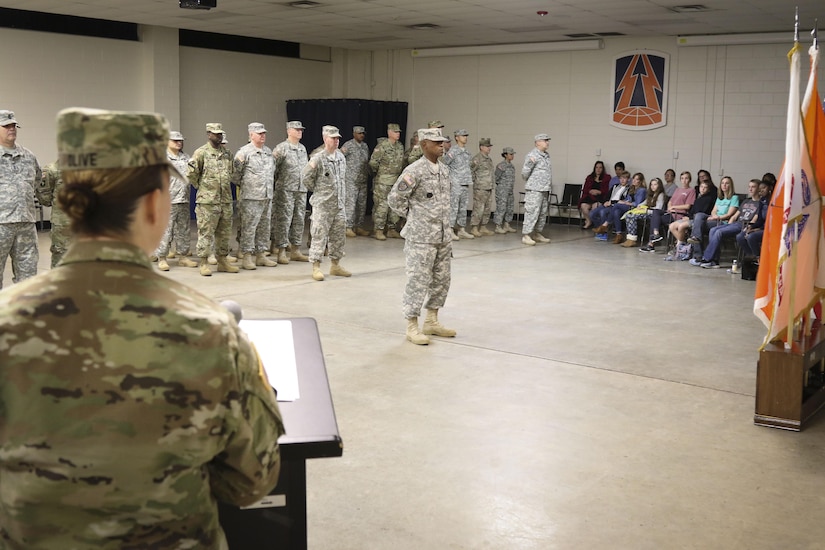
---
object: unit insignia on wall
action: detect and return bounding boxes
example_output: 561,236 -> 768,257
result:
610,50 -> 669,131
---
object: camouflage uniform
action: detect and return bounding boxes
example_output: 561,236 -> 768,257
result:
37,161 -> 71,268
233,141 -> 275,254
369,138 -> 404,231
494,158 -> 516,225
389,155 -> 453,319
303,148 -> 347,262
0,139 -> 41,289
340,136 -> 370,229
470,149 -> 494,226
442,142 -> 472,227
272,139 -> 308,248
0,241 -> 285,549
156,149 -> 192,258
188,142 -> 234,258
522,146 -> 553,235
405,144 -> 423,167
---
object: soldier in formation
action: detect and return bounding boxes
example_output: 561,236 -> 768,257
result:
493,146 -> 518,234
272,121 -> 310,263
442,128 -> 474,240
469,137 -> 495,237
38,161 -> 72,267
369,123 -> 405,240
521,133 -> 553,246
341,125 -> 371,237
155,130 -> 198,270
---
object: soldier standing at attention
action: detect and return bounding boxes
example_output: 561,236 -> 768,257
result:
469,137 -> 495,237
0,110 -> 41,289
442,128 -> 473,240
493,147 -> 518,234
369,123 -> 405,240
233,122 -> 277,270
188,122 -> 238,276
0,107 -> 285,549
340,125 -> 371,237
521,133 -> 553,246
388,128 -> 456,346
38,161 -> 72,267
154,131 -> 198,271
302,125 -> 350,282
272,121 -> 310,264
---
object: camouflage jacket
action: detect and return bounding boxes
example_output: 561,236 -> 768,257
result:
272,139 -> 308,193
368,139 -> 404,186
340,139 -> 370,184
495,160 -> 515,189
522,147 -> 552,192
0,240 -> 285,549
233,142 -> 275,201
388,157 -> 453,244
303,149 -> 347,211
37,161 -> 70,229
168,150 -> 191,204
0,143 -> 41,224
470,152 -> 494,191
404,145 -> 423,167
442,145 -> 472,186
188,142 -> 234,204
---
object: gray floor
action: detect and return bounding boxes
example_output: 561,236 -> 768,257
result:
11,225 -> 825,549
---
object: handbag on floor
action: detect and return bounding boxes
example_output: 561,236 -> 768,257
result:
675,242 -> 694,261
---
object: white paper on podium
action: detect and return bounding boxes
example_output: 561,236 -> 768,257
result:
238,320 -> 300,402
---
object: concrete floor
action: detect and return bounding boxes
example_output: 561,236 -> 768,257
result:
10,225 -> 825,549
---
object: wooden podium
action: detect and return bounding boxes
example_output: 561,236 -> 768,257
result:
219,318 -> 343,549
754,324 -> 825,431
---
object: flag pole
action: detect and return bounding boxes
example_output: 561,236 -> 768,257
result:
786,10 -> 800,346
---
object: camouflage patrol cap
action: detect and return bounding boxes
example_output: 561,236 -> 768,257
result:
387,123 -> 401,132
534,133 -> 551,141
353,126 -> 366,134
418,128 -> 447,142
287,121 -> 305,130
322,125 -> 342,138
502,147 -> 515,155
0,110 -> 19,127
454,129 -> 469,136
206,122 -> 224,134
56,107 -> 187,182
428,120 -> 444,128
248,122 -> 267,133
479,137 -> 492,147
169,131 -> 184,141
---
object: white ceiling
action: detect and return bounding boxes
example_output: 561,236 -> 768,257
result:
0,0 -> 819,50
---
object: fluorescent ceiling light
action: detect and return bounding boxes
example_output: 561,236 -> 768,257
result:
412,39 -> 603,58
677,32 -> 812,47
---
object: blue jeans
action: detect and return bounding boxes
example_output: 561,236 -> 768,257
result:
737,229 -> 763,257
702,222 -> 742,262
609,204 -> 632,232
590,204 -> 610,227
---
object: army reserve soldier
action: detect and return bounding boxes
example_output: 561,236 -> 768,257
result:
155,131 -> 198,271
469,137 -> 495,237
388,128 -> 456,346
0,107 -> 285,549
340,125 -> 371,237
37,161 -> 72,267
494,147 -> 518,233
188,122 -> 238,275
521,133 -> 553,245
272,121 -> 310,263
0,110 -> 41,289
442,128 -> 473,240
369,123 -> 405,240
233,122 -> 277,270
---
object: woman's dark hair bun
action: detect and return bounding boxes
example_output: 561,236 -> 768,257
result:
58,184 -> 99,223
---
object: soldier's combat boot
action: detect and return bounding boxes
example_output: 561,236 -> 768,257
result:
256,253 -> 277,267
242,254 -> 257,270
270,241 -> 279,256
457,227 -> 474,239
355,226 -> 371,236
290,244 -> 309,262
157,258 -> 170,271
494,225 -> 507,234
329,259 -> 351,277
312,261 -> 324,281
217,256 -> 239,273
406,317 -> 430,345
374,229 -> 387,241
422,308 -> 456,337
533,232 -> 550,243
504,222 -> 517,233
522,233 -> 536,246
208,254 -> 217,265
199,258 -> 212,277
453,227 -> 460,240
479,225 -> 494,236
386,228 -> 402,239
178,256 -> 198,268
346,228 -> 356,238
277,247 -> 290,264
471,225 -> 482,238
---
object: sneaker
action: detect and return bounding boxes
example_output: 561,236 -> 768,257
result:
689,258 -> 703,266
701,261 -> 720,269
650,234 -> 664,243
664,254 -> 675,261
640,245 -> 655,252
687,236 -> 701,245
596,234 -> 608,241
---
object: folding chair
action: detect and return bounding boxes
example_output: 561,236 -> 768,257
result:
549,183 -> 583,227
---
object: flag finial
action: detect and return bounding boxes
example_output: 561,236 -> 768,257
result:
795,7 -> 800,43
813,19 -> 819,49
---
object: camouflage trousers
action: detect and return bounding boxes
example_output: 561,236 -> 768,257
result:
239,199 -> 272,254
470,187 -> 493,226
272,187 -> 306,248
308,206 -> 346,262
0,222 -> 38,289
346,177 -> 368,228
450,184 -> 470,227
523,190 -> 549,234
372,183 -> 399,230
195,202 -> 233,258
156,203 -> 192,257
493,183 -> 515,225
49,221 -> 71,268
403,240 -> 452,319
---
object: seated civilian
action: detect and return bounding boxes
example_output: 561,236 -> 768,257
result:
687,175 -> 739,251
609,172 -> 647,244
622,177 -> 666,248
591,170 -> 630,236
579,160 -> 611,229
737,179 -> 773,262
666,179 -> 715,257
641,171 -> 694,251
663,168 -> 677,197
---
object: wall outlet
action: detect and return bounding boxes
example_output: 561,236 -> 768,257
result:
595,148 -> 601,156
673,150 -> 679,159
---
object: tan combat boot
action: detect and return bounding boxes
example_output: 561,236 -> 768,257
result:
504,222 -> 517,233
242,254 -> 257,270
386,228 -> 402,239
422,309 -> 456,337
312,261 -> 324,281
256,253 -> 277,267
178,256 -> 198,268
522,233 -> 536,246
217,256 -> 239,273
533,232 -> 550,243
374,229 -> 387,241
479,225 -> 494,236
346,228 -> 356,238
270,241 -> 279,256
157,258 -> 170,271
406,317 -> 430,345
471,225 -> 482,237
457,227 -> 474,239
208,254 -> 217,265
452,227 -> 460,240
330,259 -> 351,277
199,258 -> 212,277
277,248 -> 290,264
290,244 -> 309,262
355,227 -> 371,236
494,225 -> 507,234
